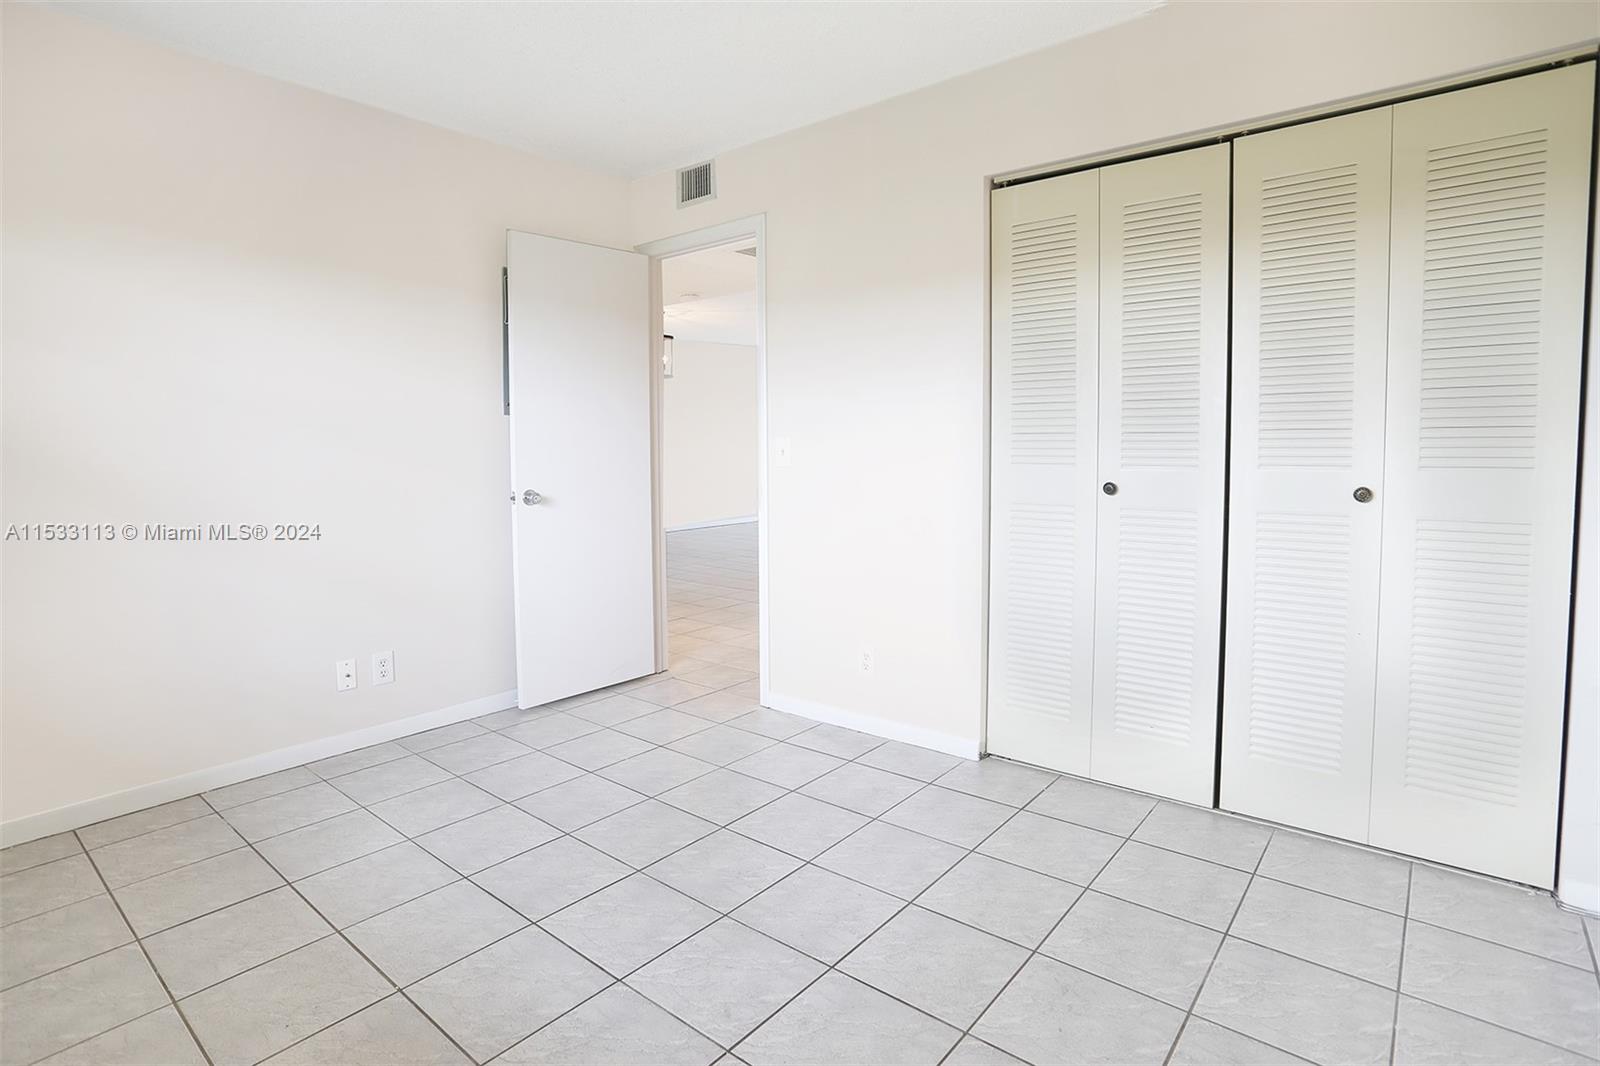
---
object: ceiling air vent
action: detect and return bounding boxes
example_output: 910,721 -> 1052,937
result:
676,160 -> 716,208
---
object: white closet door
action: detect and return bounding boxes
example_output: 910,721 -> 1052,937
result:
1370,65 -> 1593,887
987,171 -> 1101,774
1091,144 -> 1230,804
1221,109 -> 1393,839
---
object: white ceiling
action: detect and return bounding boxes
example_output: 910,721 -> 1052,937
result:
664,244 -> 757,346
664,244 -> 757,305
665,292 -> 758,348
49,0 -> 1163,177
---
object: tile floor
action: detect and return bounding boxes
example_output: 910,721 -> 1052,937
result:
3,523 -> 1599,1065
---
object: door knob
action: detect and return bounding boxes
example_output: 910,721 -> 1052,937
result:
1353,486 -> 1374,503
1103,482 -> 1118,496
522,489 -> 543,506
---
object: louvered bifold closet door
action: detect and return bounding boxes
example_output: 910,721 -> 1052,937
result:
1370,65 -> 1593,888
987,171 -> 1101,773
1090,144 -> 1230,804
1221,110 -> 1393,840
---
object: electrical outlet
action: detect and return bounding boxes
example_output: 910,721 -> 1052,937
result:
335,658 -> 357,692
860,649 -> 874,675
372,650 -> 394,686
774,437 -> 792,468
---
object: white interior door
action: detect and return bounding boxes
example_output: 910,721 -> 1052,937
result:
506,230 -> 655,709
1221,108 -> 1393,840
986,170 -> 1101,774
1369,66 -> 1593,887
1091,144 -> 1230,804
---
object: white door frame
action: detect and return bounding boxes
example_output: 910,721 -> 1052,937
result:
636,215 -> 769,705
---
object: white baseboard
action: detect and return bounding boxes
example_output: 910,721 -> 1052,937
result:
763,691 -> 980,760
0,689 -> 517,848
1557,877 -> 1600,916
665,515 -> 756,533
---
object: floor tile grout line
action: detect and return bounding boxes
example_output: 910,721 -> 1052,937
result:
751,774 -> 1598,1066
0,937 -> 150,998
0,864 -> 109,930
540,751 -> 1075,919
192,793 -> 485,1066
722,873 -> 936,1062
13,566 -> 760,1059
915,797 -> 1048,1066
14,1001 -> 185,1066
1394,989 -> 1600,1062
70,804 -> 220,854
496,757 -> 982,1059
0,845 -> 90,880
462,880 -> 741,1059
684,534 -> 1260,1056
163,929 -> 353,1008
499,978 -> 701,1064
305,747 -> 415,782
707,780 -> 1043,1062
25,800 -> 1254,1062
68,827 -> 218,1066
1155,839 -> 1593,973
1160,822 -> 1277,1066
1392,856 -> 1412,1066
801,778 -> 1149,1062
1216,928 -> 1405,995
12,591 -> 1587,1064
290,857 -> 472,937
1587,919 -> 1600,989
89,770 -> 483,896
1247,867 -> 1410,917
1397,913 -> 1600,974
13,727 -> 882,918
253,990 -> 448,1066
937,800 -> 1163,1066
15,872 -> 296,971
30,761 -> 1539,1019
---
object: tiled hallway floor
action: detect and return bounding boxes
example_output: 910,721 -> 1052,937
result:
3,524 -> 1599,1065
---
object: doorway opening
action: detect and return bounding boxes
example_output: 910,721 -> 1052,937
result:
641,217 -> 768,706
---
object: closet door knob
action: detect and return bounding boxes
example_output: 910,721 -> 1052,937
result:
1353,486 -> 1374,503
1103,482 -> 1119,496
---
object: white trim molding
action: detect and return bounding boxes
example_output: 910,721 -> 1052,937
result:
637,214 -> 770,709
0,689 -> 516,848
764,690 -> 981,760
1556,118 -> 1600,915
665,515 -> 756,533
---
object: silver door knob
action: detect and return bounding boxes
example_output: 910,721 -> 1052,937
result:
1103,482 -> 1118,496
522,489 -> 543,506
1353,486 -> 1374,503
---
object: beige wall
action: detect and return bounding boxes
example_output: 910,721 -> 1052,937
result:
5,0 -> 1598,897
663,341 -> 758,530
0,5 -> 629,830
628,0 -> 1599,755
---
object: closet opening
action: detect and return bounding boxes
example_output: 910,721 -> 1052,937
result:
985,59 -> 1596,890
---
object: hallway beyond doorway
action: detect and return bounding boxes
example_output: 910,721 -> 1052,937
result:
666,524 -> 759,687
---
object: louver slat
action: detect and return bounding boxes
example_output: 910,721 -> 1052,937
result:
1369,64 -> 1590,888
1417,132 -> 1548,469
1010,216 -> 1079,465
986,170 -> 1099,777
1091,144 -> 1228,806
1220,107 -> 1391,842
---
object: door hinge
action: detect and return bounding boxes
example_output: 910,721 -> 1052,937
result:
501,267 -> 510,415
